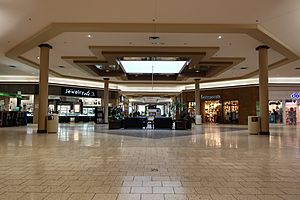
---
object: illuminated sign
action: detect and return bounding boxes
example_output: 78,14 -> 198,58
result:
61,87 -> 96,97
290,92 -> 300,99
201,95 -> 221,100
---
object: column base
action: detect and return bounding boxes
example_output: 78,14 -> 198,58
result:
259,131 -> 270,135
37,130 -> 47,134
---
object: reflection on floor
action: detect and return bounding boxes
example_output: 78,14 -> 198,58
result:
0,123 -> 299,200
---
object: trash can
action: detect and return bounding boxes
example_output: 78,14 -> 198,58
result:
248,116 -> 260,134
195,115 -> 202,125
47,114 -> 58,133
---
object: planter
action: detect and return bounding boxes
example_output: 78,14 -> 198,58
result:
109,120 -> 123,129
175,120 -> 187,130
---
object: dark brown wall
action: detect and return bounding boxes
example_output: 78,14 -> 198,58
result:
182,86 -> 259,124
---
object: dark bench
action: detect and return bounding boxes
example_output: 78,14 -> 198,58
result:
124,117 -> 147,129
154,117 -> 173,129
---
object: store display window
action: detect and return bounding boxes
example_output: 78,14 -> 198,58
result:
223,100 -> 239,123
204,100 -> 222,123
269,100 -> 283,123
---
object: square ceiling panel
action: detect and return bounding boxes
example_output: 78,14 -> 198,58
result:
120,61 -> 187,74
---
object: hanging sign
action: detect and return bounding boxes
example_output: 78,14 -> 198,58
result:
61,87 -> 96,97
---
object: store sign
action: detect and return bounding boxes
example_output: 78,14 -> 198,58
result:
201,95 -> 221,100
61,87 -> 96,97
290,92 -> 300,99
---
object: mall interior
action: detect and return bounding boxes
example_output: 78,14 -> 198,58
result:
0,1 -> 300,200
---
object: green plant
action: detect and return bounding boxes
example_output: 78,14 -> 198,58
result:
170,101 -> 186,120
109,107 -> 124,121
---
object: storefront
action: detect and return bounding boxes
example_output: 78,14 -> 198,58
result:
269,87 -> 300,125
0,84 -> 119,124
183,86 -> 259,125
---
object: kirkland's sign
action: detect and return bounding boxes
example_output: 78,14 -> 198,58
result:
201,95 -> 221,100
61,87 -> 96,97
290,92 -> 300,99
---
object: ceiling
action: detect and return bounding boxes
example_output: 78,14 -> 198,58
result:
1,0 -> 300,90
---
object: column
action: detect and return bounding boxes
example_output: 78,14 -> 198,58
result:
282,100 -> 286,125
103,78 -> 109,123
256,45 -> 270,135
195,79 -> 200,115
37,43 -> 52,133
33,94 -> 39,124
4,97 -> 10,111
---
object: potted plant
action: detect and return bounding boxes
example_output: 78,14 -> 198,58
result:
170,101 -> 188,130
108,107 -> 124,129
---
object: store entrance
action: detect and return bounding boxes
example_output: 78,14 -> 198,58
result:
204,100 -> 222,123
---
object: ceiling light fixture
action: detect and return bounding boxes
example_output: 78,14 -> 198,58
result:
37,56 -> 40,60
87,34 -> 92,38
218,35 -> 222,39
196,70 -> 199,73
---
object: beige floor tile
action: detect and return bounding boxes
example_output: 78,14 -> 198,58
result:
142,181 -> 162,187
279,195 -> 300,200
187,194 -> 212,200
173,187 -> 197,194
109,186 -> 131,194
153,186 -> 174,194
210,194 -> 236,200
194,187 -> 219,195
20,193 -> 49,200
162,181 -> 182,187
256,195 -> 283,200
233,195 -> 260,200
68,193 -> 95,200
141,194 -> 164,200
131,186 -> 152,194
164,194 -> 188,200
122,181 -> 142,187
117,194 -> 141,200
280,188 -> 300,194
92,194 -> 117,200
0,192 -> 25,200
44,193 -> 71,200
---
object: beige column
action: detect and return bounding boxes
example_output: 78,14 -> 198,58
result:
195,79 -> 200,115
37,44 -> 52,133
4,97 -> 10,111
256,45 -> 270,135
33,94 -> 39,124
103,78 -> 109,123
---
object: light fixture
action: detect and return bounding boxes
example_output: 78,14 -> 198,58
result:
196,70 -> 199,73
37,56 -> 40,60
87,34 -> 92,38
106,70 -> 110,72
218,35 -> 222,39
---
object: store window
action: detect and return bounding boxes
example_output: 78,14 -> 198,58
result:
285,100 -> 299,125
223,100 -> 239,123
204,100 -> 222,123
269,101 -> 283,123
188,102 -> 195,119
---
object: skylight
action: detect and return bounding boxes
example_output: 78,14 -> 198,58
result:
120,61 -> 186,74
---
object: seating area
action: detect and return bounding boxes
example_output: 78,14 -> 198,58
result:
154,117 -> 173,129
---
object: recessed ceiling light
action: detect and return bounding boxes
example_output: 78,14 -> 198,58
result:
37,56 -> 40,60
240,67 -> 248,70
218,35 -> 222,39
87,34 -> 92,38
196,70 -> 200,73
149,36 -> 160,40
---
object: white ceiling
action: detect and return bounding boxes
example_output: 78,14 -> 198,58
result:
0,0 -> 300,84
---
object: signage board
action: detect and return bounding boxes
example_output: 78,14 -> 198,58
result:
201,95 -> 221,100
61,87 -> 96,97
290,92 -> 300,99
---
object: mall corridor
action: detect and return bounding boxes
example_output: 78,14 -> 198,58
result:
0,124 -> 299,200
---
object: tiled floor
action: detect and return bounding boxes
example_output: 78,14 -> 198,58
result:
0,123 -> 299,200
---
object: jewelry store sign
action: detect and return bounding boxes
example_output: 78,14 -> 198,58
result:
61,87 -> 96,97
